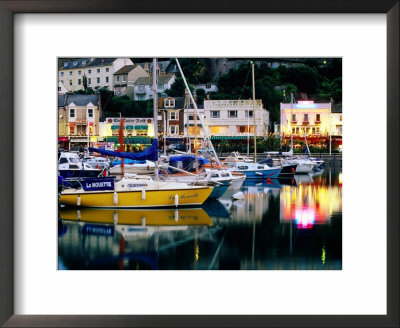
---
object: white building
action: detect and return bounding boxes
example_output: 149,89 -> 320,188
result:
184,99 -> 269,140
133,74 -> 175,101
193,83 -> 218,94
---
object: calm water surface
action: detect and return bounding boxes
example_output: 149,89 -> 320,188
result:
58,169 -> 342,270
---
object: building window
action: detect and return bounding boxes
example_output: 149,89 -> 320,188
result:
170,125 -> 178,134
69,80 -> 72,86
206,83 -> 211,89
229,111 -> 237,118
340,115 -> 342,121
97,77 -> 100,83
88,108 -> 93,118
164,98 -> 175,107
122,76 -> 126,82
316,113 -> 321,122
60,72 -> 64,77
69,71 -> 72,76
211,111 -> 220,118
69,108 -> 75,118
304,113 -> 309,122
106,76 -> 109,83
291,114 -> 296,122
106,67 -> 109,72
137,94 -> 145,100
157,83 -> 164,89
116,76 -> 120,82
138,85 -> 145,93
188,115 -> 199,121
88,78 -> 91,85
78,79 -> 81,85
58,87 -> 61,92
245,110 -> 253,118
169,111 -> 178,120
78,70 -> 81,75
97,68 -> 100,73
237,126 -> 253,133
88,69 -> 91,74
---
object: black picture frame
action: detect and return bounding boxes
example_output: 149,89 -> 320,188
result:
0,1 -> 398,327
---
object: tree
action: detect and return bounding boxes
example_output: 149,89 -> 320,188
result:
82,75 -> 88,92
165,77 -> 193,97
195,88 -> 206,106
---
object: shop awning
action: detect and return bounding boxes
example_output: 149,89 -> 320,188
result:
111,125 -> 120,130
211,136 -> 249,140
126,125 -> 134,130
135,125 -> 148,130
105,136 -> 152,144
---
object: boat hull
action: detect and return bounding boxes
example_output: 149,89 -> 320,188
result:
59,169 -> 101,179
59,186 -> 214,208
208,182 -> 230,199
295,163 -> 315,174
278,164 -> 297,176
229,175 -> 246,190
241,168 -> 282,179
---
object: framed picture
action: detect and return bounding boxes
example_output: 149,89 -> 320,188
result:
0,1 -> 398,327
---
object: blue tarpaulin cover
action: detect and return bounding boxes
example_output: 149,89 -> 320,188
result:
89,139 -> 158,161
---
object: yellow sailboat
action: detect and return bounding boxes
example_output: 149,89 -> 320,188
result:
59,207 -> 213,226
59,174 -> 213,208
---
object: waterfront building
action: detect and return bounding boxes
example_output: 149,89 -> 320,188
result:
184,99 -> 269,142
99,117 -> 155,150
113,64 -> 149,99
133,74 -> 175,101
280,100 -> 342,150
58,94 -> 100,150
58,58 -> 133,92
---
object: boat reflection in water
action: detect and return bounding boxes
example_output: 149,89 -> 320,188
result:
58,169 -> 342,270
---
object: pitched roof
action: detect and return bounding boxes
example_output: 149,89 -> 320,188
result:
86,58 -> 116,67
113,64 -> 139,75
135,74 -> 175,85
159,97 -> 185,109
59,58 -> 91,70
59,94 -> 99,107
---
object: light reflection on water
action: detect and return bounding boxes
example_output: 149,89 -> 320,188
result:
58,169 -> 342,270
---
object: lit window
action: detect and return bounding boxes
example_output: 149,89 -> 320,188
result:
292,114 -> 296,122
316,113 -> 321,122
229,111 -> 237,118
304,114 -> 309,122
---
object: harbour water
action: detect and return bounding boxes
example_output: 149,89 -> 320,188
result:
58,168 -> 342,270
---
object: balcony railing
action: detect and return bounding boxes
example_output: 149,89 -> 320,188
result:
303,121 -> 309,125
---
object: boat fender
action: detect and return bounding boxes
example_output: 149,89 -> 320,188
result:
175,209 -> 179,222
175,194 -> 179,207
113,192 -> 118,205
142,189 -> 146,200
267,178 -> 272,183
113,212 -> 118,225
291,168 -> 295,174
147,165 -> 150,170
77,195 -> 81,206
77,210 -> 81,220
232,191 -> 245,200
141,216 -> 146,227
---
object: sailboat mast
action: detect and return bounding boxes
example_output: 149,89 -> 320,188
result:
290,92 -> 294,152
175,58 -> 221,166
252,61 -> 256,162
153,58 -> 159,181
